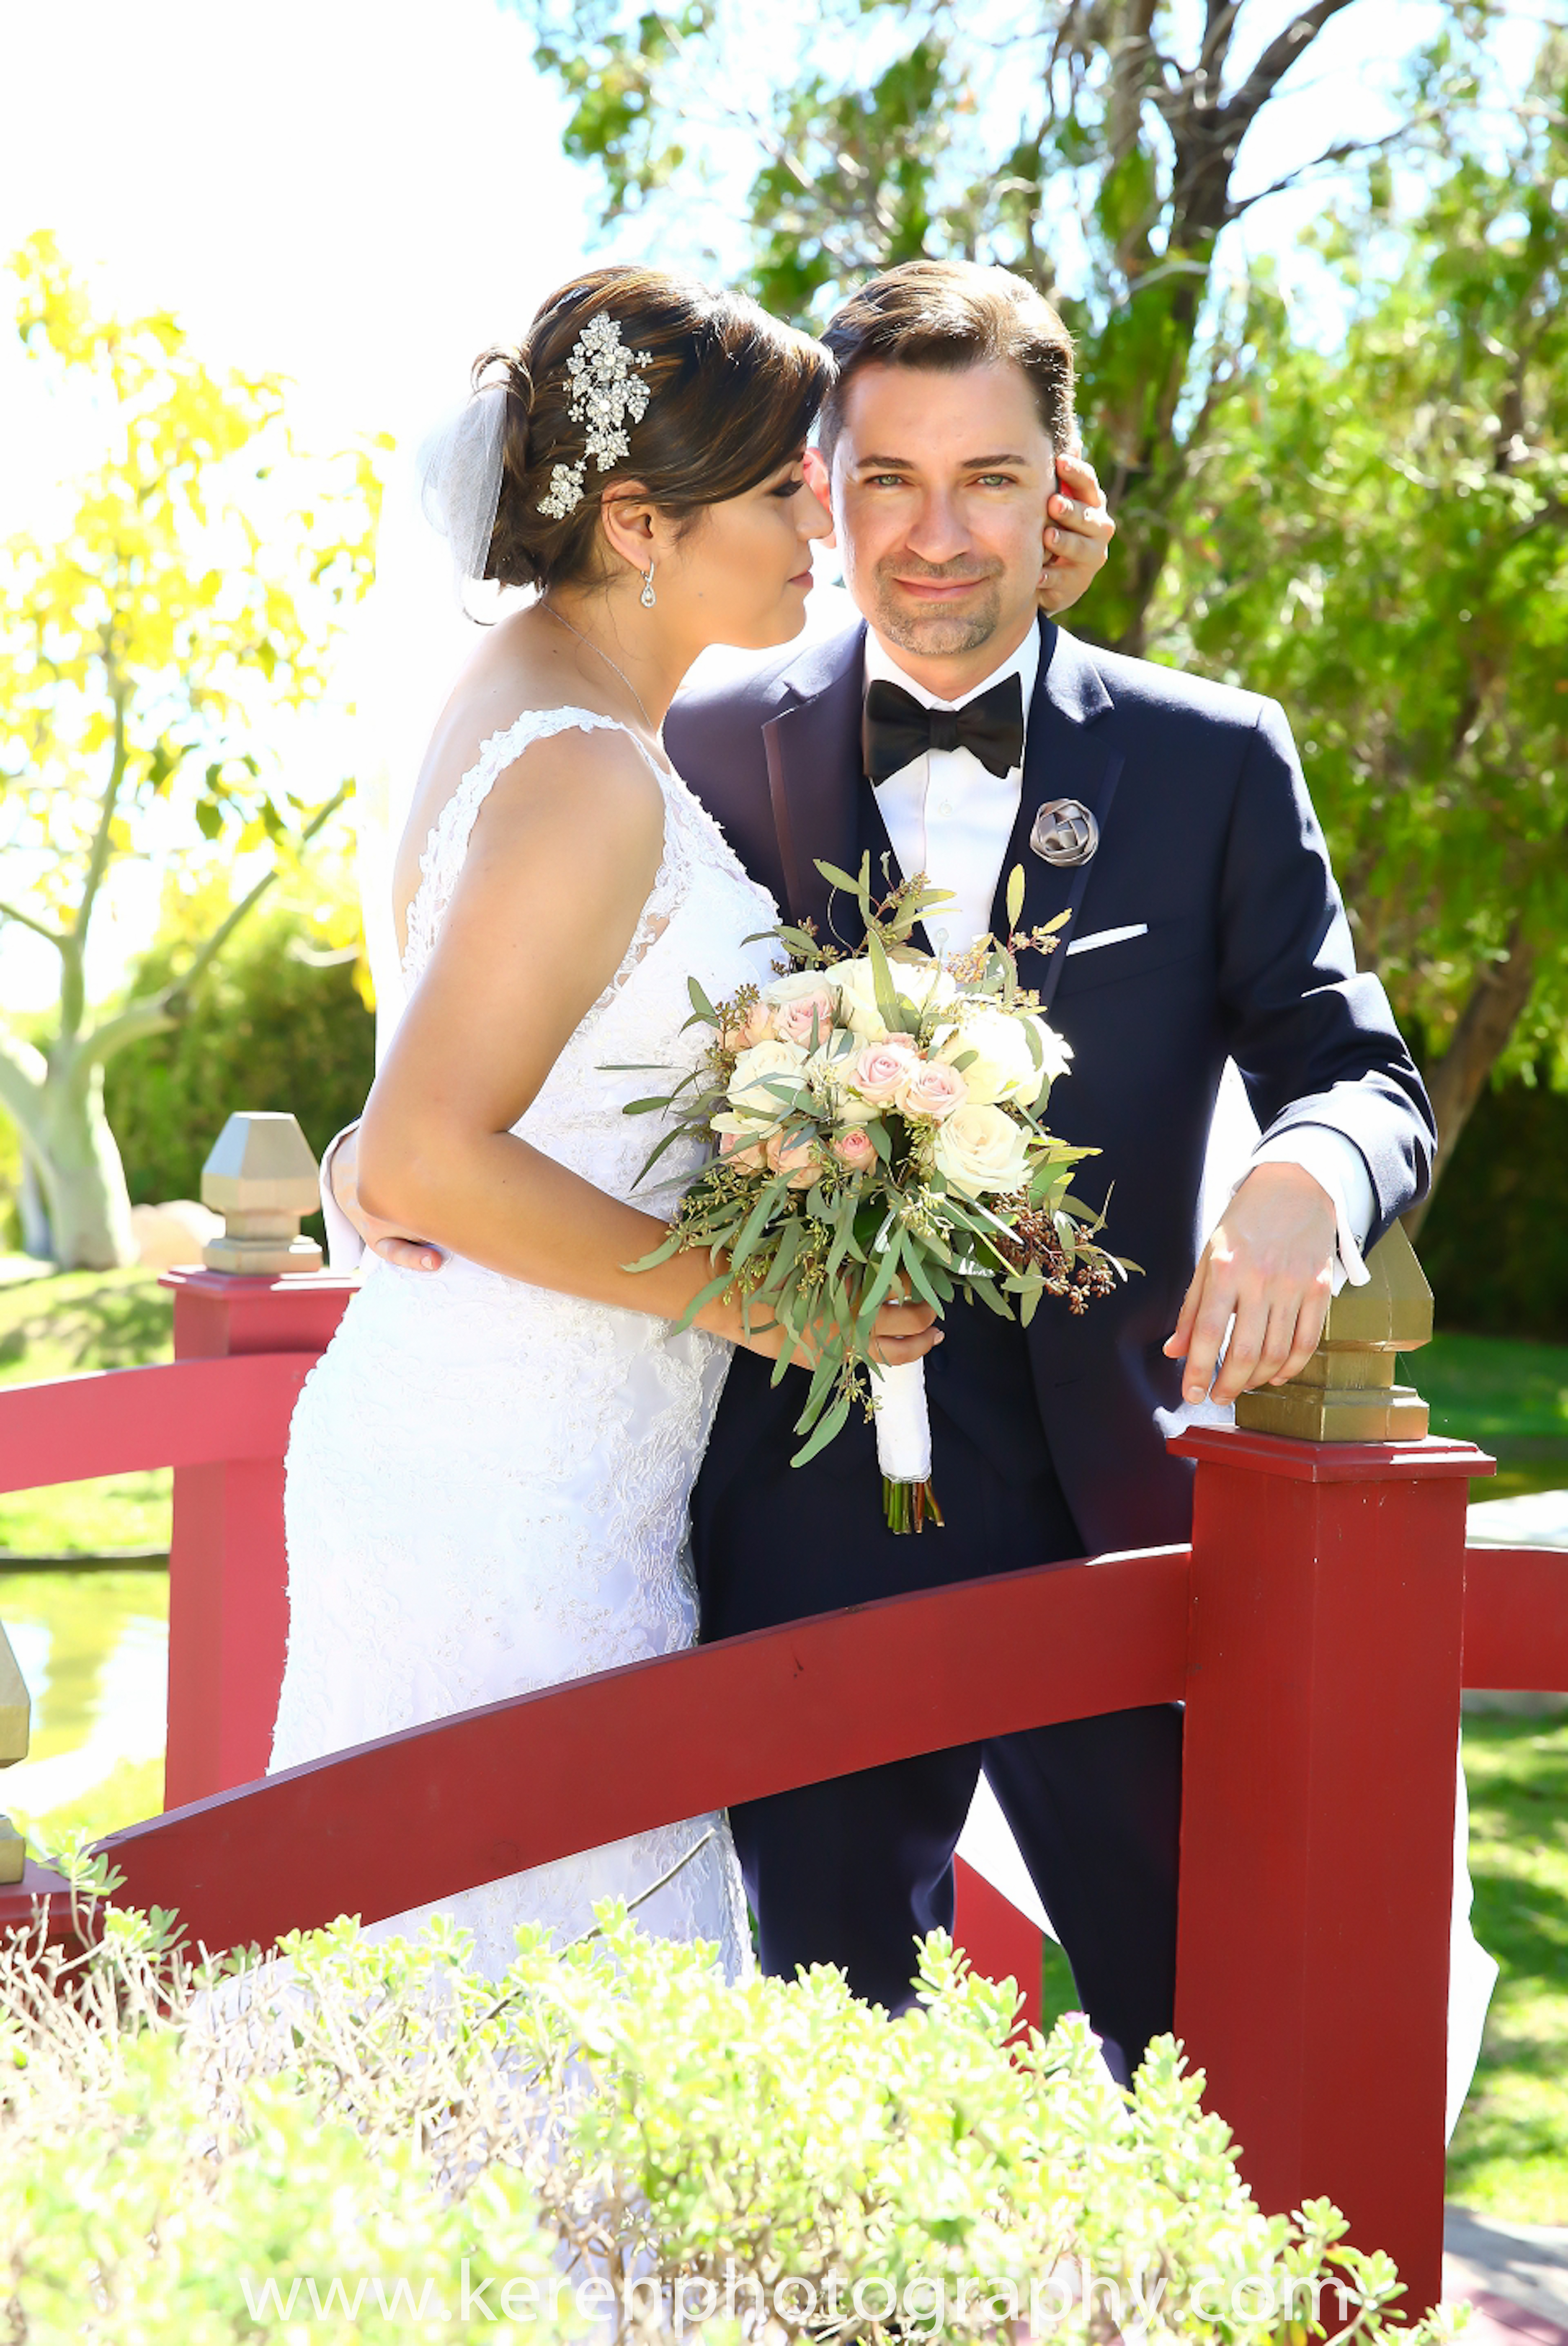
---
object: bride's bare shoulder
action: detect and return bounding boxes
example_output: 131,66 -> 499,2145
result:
418,612 -> 614,791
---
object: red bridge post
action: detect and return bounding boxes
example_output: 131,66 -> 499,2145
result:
160,1114 -> 355,1809
953,1855 -> 1045,2039
1170,1225 -> 1490,2320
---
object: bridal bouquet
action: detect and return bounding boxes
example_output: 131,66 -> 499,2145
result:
624,858 -> 1129,1532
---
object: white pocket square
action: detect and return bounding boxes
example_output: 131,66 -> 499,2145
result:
1065,922 -> 1149,957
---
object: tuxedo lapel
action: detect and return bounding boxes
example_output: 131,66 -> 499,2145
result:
762,616 -> 1123,976
760,622 -> 867,940
990,620 -> 1122,1010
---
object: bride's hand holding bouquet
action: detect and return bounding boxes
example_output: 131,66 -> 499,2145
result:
624,857 -> 1131,1531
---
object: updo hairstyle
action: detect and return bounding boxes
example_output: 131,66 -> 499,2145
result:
477,265 -> 834,594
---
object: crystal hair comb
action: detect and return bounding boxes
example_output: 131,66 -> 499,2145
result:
537,312 -> 654,521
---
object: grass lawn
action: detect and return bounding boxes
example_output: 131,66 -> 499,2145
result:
1447,1716 -> 1568,2223
0,1265 -> 173,1557
1410,1329 -> 1568,1499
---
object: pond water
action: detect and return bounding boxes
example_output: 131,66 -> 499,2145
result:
0,1567 -> 168,1821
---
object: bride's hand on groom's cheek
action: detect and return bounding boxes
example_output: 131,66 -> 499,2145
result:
1038,451 -> 1115,616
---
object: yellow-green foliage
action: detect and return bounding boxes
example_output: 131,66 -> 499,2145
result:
0,233 -> 383,1268
0,1878 -> 1465,2343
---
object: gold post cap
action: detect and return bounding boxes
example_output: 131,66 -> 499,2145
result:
1316,1217 -> 1433,1352
1236,1220 -> 1433,1443
0,1622 -> 29,1766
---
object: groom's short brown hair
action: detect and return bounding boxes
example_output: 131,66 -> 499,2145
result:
818,260 -> 1076,461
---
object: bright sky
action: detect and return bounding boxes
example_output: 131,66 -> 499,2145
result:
0,0 -> 590,464
0,0 -> 593,1007
0,0 -> 1544,1008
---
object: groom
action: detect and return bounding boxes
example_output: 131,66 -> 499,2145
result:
662,260 -> 1435,2078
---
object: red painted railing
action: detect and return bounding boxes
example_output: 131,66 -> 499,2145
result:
1,1265 -> 1564,2321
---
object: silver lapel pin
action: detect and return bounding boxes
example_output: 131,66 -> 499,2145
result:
1030,797 -> 1099,868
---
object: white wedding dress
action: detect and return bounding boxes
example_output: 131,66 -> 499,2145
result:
270,706 -> 778,1980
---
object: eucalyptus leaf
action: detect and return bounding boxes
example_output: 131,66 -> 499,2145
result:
790,1385 -> 854,1468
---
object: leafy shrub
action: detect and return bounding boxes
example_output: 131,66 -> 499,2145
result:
102,877 -> 375,1230
0,1860 -> 1459,2344
1417,1071 -> 1568,1341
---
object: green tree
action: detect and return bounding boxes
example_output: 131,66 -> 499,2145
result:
0,235 -> 380,1268
524,0 -> 1483,649
523,0 -> 1561,1217
103,864 -> 376,1219
1158,41 -> 1568,1216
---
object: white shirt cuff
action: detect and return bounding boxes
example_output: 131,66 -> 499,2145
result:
319,1123 -> 367,1274
1246,1123 -> 1376,1292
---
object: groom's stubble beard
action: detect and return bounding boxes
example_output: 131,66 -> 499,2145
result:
864,552 -> 1007,659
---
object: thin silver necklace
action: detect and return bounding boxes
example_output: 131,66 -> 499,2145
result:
540,599 -> 656,736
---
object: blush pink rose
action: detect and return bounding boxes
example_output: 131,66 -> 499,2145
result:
720,999 -> 775,1052
717,1126 -> 766,1172
832,1126 -> 877,1172
895,1060 -> 969,1122
765,1130 -> 822,1189
772,986 -> 837,1048
850,1036 -> 920,1108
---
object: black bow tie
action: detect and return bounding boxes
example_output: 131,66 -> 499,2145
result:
862,672 -> 1026,785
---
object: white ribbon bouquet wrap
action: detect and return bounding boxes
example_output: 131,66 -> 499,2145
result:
623,858 -> 1129,1532
872,1359 -> 938,1531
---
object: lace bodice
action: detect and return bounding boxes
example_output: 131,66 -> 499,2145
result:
399,706 -> 776,1209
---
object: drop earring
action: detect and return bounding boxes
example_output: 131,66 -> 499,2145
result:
639,560 -> 657,610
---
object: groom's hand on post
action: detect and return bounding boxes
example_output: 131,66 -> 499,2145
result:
1038,451 -> 1115,616
1163,1162 -> 1337,1407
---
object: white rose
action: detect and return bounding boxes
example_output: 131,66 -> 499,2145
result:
893,960 -> 959,1016
761,967 -> 836,1006
726,1038 -> 809,1124
933,1102 -> 1032,1197
831,956 -> 957,1040
936,1005 -> 1042,1106
828,958 -> 889,1041
1020,1012 -> 1074,1089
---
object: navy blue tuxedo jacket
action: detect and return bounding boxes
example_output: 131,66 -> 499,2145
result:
665,616 -> 1436,1559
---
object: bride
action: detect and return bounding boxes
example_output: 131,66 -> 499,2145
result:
267,264 -> 945,1979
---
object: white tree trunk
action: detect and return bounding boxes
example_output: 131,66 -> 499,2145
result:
17,1147 -> 52,1260
28,1060 -> 138,1271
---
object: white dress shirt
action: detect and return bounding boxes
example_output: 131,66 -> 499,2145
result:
862,629 -> 1376,1284
865,624 -> 1038,958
